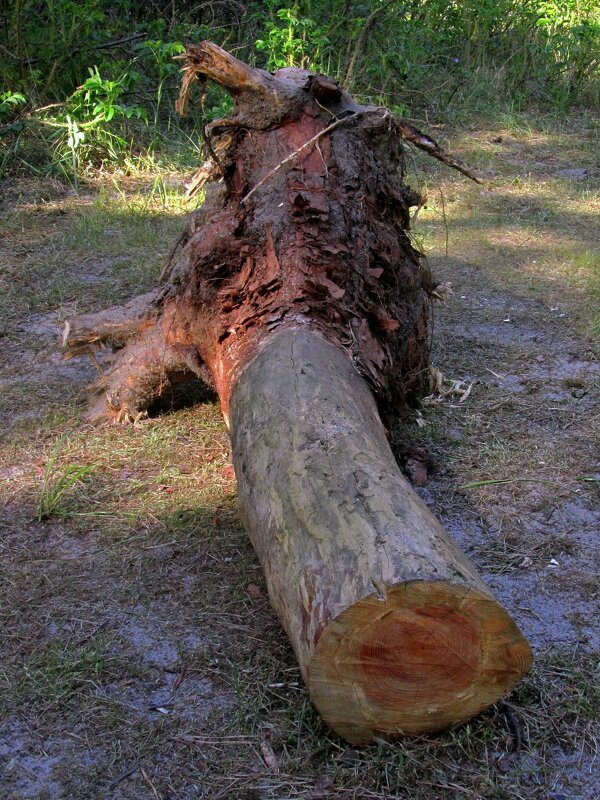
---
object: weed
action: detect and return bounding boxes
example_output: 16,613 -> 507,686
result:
0,90 -> 27,121
256,4 -> 329,71
544,652 -> 600,721
34,435 -> 93,520
20,638 -> 113,708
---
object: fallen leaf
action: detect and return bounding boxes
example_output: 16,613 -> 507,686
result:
172,664 -> 187,691
406,458 -> 428,487
260,739 -> 279,773
311,775 -> 334,798
431,281 -> 453,302
429,365 -> 445,394
458,381 -> 474,403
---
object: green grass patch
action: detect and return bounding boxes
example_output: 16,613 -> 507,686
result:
18,637 -> 115,709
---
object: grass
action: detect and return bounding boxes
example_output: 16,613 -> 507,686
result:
0,111 -> 599,798
0,170 -> 195,327
34,435 -> 94,520
19,637 -> 115,708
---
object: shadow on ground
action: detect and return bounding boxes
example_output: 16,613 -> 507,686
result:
1,125 -> 599,798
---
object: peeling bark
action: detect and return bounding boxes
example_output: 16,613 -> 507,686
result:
63,42 -> 531,743
65,41 -> 460,424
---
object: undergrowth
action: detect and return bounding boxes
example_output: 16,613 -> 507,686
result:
1,1 -> 599,184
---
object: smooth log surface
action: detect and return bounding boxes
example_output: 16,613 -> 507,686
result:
230,326 -> 532,744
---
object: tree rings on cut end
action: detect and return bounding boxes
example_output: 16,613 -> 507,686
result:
307,581 -> 533,744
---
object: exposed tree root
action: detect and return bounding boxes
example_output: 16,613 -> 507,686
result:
59,43 -> 532,745
64,41 -> 481,425
64,296 -> 211,424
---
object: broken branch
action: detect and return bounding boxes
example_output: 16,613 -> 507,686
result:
395,119 -> 484,183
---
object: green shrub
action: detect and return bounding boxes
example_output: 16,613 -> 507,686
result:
1,1 -> 598,177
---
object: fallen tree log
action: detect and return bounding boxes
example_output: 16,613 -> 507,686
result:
64,42 -> 532,743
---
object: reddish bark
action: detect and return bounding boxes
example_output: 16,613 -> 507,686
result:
60,46 -> 534,747
63,41 -> 481,423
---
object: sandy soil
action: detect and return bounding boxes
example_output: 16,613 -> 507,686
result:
0,117 -> 598,799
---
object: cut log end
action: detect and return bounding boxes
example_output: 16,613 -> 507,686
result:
62,41 -> 528,744
308,580 -> 532,745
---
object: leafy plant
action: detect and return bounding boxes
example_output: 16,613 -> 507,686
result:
42,66 -> 148,180
64,114 -> 84,188
68,66 -> 147,124
255,2 -> 328,70
0,91 -> 27,122
136,39 -> 186,123
35,436 -> 94,520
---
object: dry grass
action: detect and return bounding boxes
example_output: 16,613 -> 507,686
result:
0,112 -> 598,799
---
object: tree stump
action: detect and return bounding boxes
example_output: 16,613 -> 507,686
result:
64,42 -> 532,743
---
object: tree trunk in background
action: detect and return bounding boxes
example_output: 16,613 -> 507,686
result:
64,42 -> 532,743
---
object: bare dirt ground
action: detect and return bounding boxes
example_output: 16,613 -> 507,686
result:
0,114 -> 598,799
